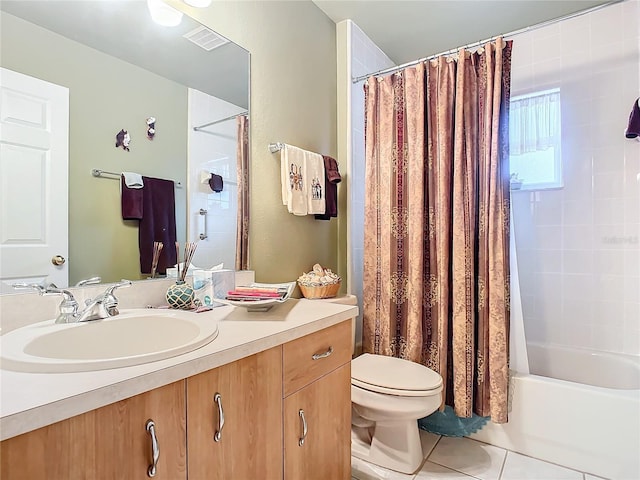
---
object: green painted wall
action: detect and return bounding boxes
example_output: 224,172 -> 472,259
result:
1,13 -> 187,285
171,0 -> 340,285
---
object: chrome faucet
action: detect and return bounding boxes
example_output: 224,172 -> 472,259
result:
76,280 -> 132,322
75,276 -> 101,287
12,279 -> 132,324
12,282 -> 80,324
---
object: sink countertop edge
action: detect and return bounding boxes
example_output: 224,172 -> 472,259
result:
0,299 -> 358,441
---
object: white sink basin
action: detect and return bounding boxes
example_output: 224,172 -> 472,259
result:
0,307 -> 232,373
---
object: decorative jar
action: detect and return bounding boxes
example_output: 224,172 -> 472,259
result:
166,280 -> 195,310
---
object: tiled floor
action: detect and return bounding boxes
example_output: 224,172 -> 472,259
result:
351,432 -> 606,480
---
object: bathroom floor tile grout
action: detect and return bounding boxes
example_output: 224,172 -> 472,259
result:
421,435 -> 485,480
496,442 -> 508,480
353,433 -> 607,480
496,445 -> 597,479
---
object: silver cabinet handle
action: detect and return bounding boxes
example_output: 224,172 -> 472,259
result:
298,409 -> 308,446
199,208 -> 208,240
312,346 -> 333,360
146,420 -> 160,478
213,393 -> 224,442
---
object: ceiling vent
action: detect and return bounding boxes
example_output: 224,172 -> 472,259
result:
183,26 -> 229,51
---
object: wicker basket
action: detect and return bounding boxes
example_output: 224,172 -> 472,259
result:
298,281 -> 341,299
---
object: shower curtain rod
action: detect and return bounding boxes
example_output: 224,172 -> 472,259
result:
193,111 -> 248,131
351,0 -> 622,84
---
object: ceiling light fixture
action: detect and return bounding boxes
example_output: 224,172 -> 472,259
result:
147,0 -> 183,27
183,0 -> 212,8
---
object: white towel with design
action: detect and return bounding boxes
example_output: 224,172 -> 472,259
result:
305,153 -> 325,215
281,144 -> 307,215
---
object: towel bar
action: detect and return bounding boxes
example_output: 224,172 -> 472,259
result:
91,169 -> 182,188
268,142 -> 285,153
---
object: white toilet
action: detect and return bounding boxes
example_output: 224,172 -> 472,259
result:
351,353 -> 443,474
318,295 -> 443,474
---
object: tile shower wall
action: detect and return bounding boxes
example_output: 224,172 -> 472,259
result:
511,0 -> 640,355
348,21 -> 395,351
188,89 -> 242,270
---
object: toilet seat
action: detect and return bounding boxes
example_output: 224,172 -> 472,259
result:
351,353 -> 443,397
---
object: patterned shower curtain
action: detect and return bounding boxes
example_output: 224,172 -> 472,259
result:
235,115 -> 249,271
362,38 -> 512,423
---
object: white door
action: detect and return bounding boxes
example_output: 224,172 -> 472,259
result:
0,67 -> 69,291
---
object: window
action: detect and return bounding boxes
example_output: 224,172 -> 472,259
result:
509,88 -> 562,190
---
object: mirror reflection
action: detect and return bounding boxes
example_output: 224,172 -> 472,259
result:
0,1 -> 249,291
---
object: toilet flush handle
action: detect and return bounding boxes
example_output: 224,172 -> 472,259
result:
311,346 -> 333,360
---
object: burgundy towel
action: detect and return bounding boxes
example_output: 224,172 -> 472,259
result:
625,98 -> 640,139
121,176 -> 143,220
138,176 -> 177,274
208,173 -> 224,192
315,156 -> 341,221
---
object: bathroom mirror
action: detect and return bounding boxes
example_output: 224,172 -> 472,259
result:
0,1 -> 249,289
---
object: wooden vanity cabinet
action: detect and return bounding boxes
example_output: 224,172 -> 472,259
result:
0,319 -> 353,480
283,320 -> 352,480
0,380 -> 187,480
186,346 -> 283,480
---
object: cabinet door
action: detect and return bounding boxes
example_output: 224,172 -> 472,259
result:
0,380 -> 187,480
187,346 -> 283,480
284,363 -> 351,480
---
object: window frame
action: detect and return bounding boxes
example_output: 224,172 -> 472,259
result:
509,88 -> 563,191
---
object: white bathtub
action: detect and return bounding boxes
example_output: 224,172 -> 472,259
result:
470,344 -> 640,479
527,342 -> 640,390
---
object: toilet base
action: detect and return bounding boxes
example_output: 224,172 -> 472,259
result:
351,418 -> 425,474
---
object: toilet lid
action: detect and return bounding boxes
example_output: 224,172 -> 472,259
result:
351,353 -> 443,396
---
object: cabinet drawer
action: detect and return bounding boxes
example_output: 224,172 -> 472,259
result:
283,320 -> 352,397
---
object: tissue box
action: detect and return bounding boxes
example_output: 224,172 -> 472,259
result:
210,269 -> 235,300
192,269 -> 235,307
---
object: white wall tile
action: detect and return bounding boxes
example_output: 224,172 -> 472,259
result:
514,3 -> 640,355
594,171 -> 625,199
592,324 -> 624,351
533,58 -> 562,89
563,225 -> 594,250
534,225 -> 563,250
536,249 -> 563,273
562,273 -> 594,300
622,0 -> 640,37
624,275 -> 639,302
594,249 -> 626,275
562,199 -> 593,225
590,3 -> 624,46
593,300 -> 625,328
523,314 -> 545,343
563,250 -> 593,274
533,34 -> 561,64
534,193 -> 564,225
622,328 -> 640,354
561,98 -> 592,128
592,145 -> 625,174
594,197 -> 626,225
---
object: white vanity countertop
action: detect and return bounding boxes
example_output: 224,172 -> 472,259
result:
0,299 -> 358,441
